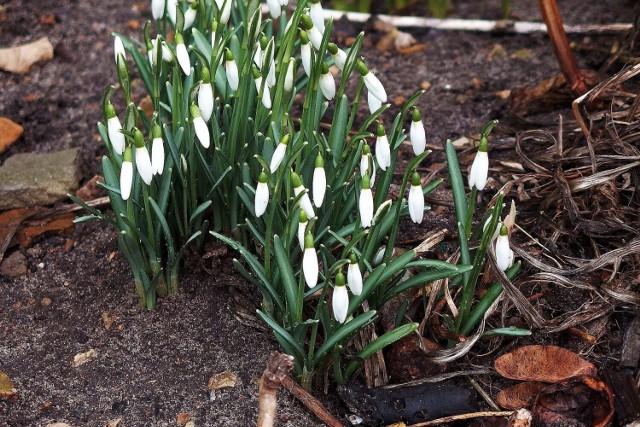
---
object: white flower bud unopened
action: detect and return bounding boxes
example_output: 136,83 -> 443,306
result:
120,159 -> 133,200
332,282 -> 348,323
408,173 -> 424,224
267,0 -> 281,18
359,176 -> 374,228
303,234 -> 319,288
107,116 -> 125,155
198,83 -> 214,122
136,146 -> 153,185
284,57 -> 295,93
469,149 -> 489,190
151,0 -> 166,20
319,67 -> 335,100
255,172 -> 269,217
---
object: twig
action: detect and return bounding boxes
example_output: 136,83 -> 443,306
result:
403,411 -> 513,427
280,375 -> 344,427
257,352 -> 295,427
468,378 -> 500,411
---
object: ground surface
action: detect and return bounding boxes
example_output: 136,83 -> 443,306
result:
0,0 -> 637,426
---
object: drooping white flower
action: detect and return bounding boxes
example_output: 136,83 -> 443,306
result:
357,61 -> 387,103
114,35 -> 126,65
253,35 -> 266,68
161,40 -> 174,62
408,172 -> 424,224
105,102 -> 125,155
120,147 -> 133,200
132,128 -> 153,185
410,108 -> 426,155
332,271 -> 348,323
151,124 -> 164,175
300,32 -> 312,77
218,0 -> 232,24
184,4 -> 197,30
198,69 -> 214,123
468,137 -> 489,190
297,210 -> 308,250
175,33 -> 191,75
319,64 -> 335,100
266,57 -> 276,88
292,171 -> 315,219
360,144 -> 376,185
375,124 -> 391,171
284,57 -> 296,93
301,15 -> 323,50
266,0 -> 281,18
253,69 -> 272,109
495,225 -> 514,271
302,232 -> 319,288
309,0 -> 325,33
224,49 -> 239,91
191,105 -> 210,148
368,90 -> 382,116
312,154 -> 326,208
328,43 -> 347,70
255,171 -> 269,217
147,38 -> 156,66
270,134 -> 289,173
151,0 -> 166,20
166,0 -> 177,24
347,253 -> 363,296
359,175 -> 374,228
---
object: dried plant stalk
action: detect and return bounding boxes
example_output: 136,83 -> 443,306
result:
257,352 -> 294,427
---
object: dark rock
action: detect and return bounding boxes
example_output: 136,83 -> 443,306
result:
0,251 -> 28,277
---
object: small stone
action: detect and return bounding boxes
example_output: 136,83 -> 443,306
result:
72,349 -> 98,367
393,95 -> 406,107
37,262 -> 45,269
0,148 -> 81,209
176,412 -> 191,426
0,251 -> 28,277
41,297 -> 52,306
0,117 -> 24,153
419,81 -> 431,91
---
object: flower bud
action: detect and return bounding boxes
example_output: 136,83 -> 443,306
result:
319,63 -> 335,100
469,137 -> 489,190
292,171 -> 315,219
151,124 -> 165,175
114,35 -> 126,65
151,0 -> 166,20
328,43 -> 347,70
105,102 -> 125,155
375,123 -> 390,171
303,232 -> 319,288
495,225 -> 514,271
175,33 -> 191,76
120,146 -> 133,200
270,134 -> 289,173
359,175 -> 374,228
408,172 -> 424,224
297,210 -> 308,250
300,31 -> 312,77
224,49 -> 239,91
266,0 -> 281,18
255,171 -> 269,217
191,105 -> 210,148
284,57 -> 296,93
410,108 -> 426,155
198,68 -> 214,122
332,271 -> 348,323
312,154 -> 326,208
347,253 -> 363,296
357,60 -> 387,103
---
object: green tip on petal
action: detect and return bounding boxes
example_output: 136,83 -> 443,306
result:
321,62 -> 329,74
356,60 -> 368,76
411,171 -> 421,186
212,19 -> 218,32
123,145 -> 133,162
500,224 -> 508,236
152,123 -> 162,139
105,102 -> 116,119
201,67 -> 211,83
252,66 -> 261,79
133,128 -> 145,148
225,49 -> 234,61
412,108 -> 421,122
300,15 -> 313,30
190,1 -> 198,9
362,174 -> 371,189
478,136 -> 488,152
299,210 -> 308,223
376,123 -> 385,137
335,271 -> 346,287
349,252 -> 357,264
291,171 -> 302,188
281,134 -> 291,146
259,34 -> 268,49
190,104 -> 202,119
299,29 -> 310,44
258,170 -> 268,183
315,153 -> 324,168
327,43 -> 338,55
304,232 -> 314,249
362,144 -> 371,155
175,32 -> 184,44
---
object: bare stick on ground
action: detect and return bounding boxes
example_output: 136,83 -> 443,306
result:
257,352 -> 295,427
280,376 -> 344,427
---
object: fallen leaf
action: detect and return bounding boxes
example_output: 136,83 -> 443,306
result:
509,408 -> 533,427
138,95 -> 154,120
496,89 -> 511,100
487,43 -> 507,61
72,349 -> 98,367
185,422 -> 195,427
386,335 -> 445,383
207,371 -> 237,390
398,43 -> 428,56
494,345 -> 597,383
102,312 -> 117,330
419,81 -> 432,91
0,117 -> 24,153
499,161 -> 525,172
497,381 -> 547,409
511,49 -> 534,59
503,200 -> 517,232
0,370 -> 17,400
15,213 -> 75,247
176,412 -> 191,425
0,37 -> 54,74
0,207 -> 41,263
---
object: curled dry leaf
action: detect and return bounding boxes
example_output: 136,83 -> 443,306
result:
0,37 -> 54,74
497,381 -> 547,409
207,371 -> 237,390
494,345 -> 597,383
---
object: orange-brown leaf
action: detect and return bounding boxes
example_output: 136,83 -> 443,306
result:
497,381 -> 547,409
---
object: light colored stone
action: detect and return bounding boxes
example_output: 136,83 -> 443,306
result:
0,148 -> 81,209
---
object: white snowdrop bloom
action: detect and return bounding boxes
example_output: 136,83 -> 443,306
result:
373,246 -> 385,266
279,0 -> 288,6
167,0 -> 177,24
161,41 -> 174,62
301,14 -> 324,50
312,154 -> 326,208
319,64 -> 335,100
175,33 -> 191,75
297,210 -> 308,250
253,41 -> 263,68
219,0 -> 232,24
347,253 -> 363,296
359,175 -> 374,228
184,5 -> 197,30
270,135 -> 289,173
495,225 -> 514,271
267,0 -> 281,18
357,61 -> 387,103
253,72 -> 272,109
360,144 -> 376,185
292,172 -> 315,219
300,34 -> 312,77
408,172 -> 424,224
284,57 -> 296,93
191,105 -> 210,148
224,50 -> 239,91
368,90 -> 382,115
135,146 -> 153,185
114,35 -> 126,65
468,138 -> 489,190
105,103 -> 125,155
410,108 -> 426,155
328,43 -> 347,70
151,124 -> 164,175
254,171 -> 269,217
483,218 -> 502,241
309,0 -> 325,33
375,124 -> 391,171
332,272 -> 349,323
147,38 -> 156,66
120,147 -> 133,200
151,0 -> 166,20
266,58 -> 276,87
198,69 -> 214,122
302,233 -> 319,288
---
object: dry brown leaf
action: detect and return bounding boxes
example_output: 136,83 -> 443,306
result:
15,213 -> 75,248
497,381 -> 547,409
499,161 -> 525,172
176,412 -> 191,426
72,348 -> 98,367
503,200 -> 517,231
0,370 -> 17,400
494,345 -> 597,382
0,37 -> 54,74
487,43 -> 507,61
0,117 -> 24,153
207,371 -> 237,390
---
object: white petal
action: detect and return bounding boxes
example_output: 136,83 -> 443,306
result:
310,3 -> 325,33
167,0 -> 177,24
303,247 -> 319,288
284,58 -> 295,92
220,0 -> 231,24
107,116 -> 125,155
364,72 -> 387,103
301,44 -> 312,77
360,154 -> 368,177
297,222 -> 306,250
332,285 -> 348,323
151,137 -> 165,175
495,234 -> 512,271
368,90 -> 382,115
270,143 -> 286,173
193,116 -> 210,148
198,83 -> 214,122
307,27 -> 323,50
294,186 -> 315,219
151,0 -> 166,19
253,44 -> 263,68
312,167 -> 326,208
373,246 -> 385,266
120,161 -> 133,200
375,135 -> 390,171
267,0 -> 281,18
267,59 -> 276,87
359,188 -> 373,228
184,7 -> 196,30
410,120 -> 426,155
261,84 -> 272,109
225,60 -> 239,91
136,146 -> 153,185
114,36 -> 126,64
319,72 -> 335,100
161,42 -> 173,62
347,264 -> 363,296
279,0 -> 288,6
255,182 -> 269,217
176,43 -> 191,75
469,151 -> 489,190
408,185 -> 424,224
333,48 -> 347,70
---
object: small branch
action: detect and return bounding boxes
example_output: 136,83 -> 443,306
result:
257,352 -> 295,427
280,376 -> 344,427
405,411 -> 514,427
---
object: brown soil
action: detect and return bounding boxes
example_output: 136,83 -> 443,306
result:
1,0 -> 637,426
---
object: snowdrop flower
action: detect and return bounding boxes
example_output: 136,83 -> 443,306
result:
175,33 -> 191,75
292,172 -> 315,219
327,43 -> 347,70
312,154 -> 326,208
309,0 -> 325,33
297,210 -> 308,250
360,144 -> 376,185
300,31 -> 312,77
216,0 -> 231,24
347,253 -> 363,296
253,35 -> 267,68
301,15 -> 323,50
167,0 -> 177,24
151,0 -> 166,20
133,128 -> 153,185
483,218 -> 502,241
146,37 -> 155,66
495,225 -> 514,271
279,0 -> 288,5
224,49 -> 239,91
114,35 -> 126,65
252,67 -> 272,109
373,246 -> 386,266
151,124 -> 164,175
408,172 -> 424,224
468,137 -> 489,190
105,102 -> 125,155
410,108 -> 426,155
198,68 -> 214,122
359,174 -> 374,228
255,171 -> 269,217
332,271 -> 348,323
319,63 -> 335,100
373,199 -> 392,225
184,3 -> 197,30
191,105 -> 210,148
263,39 -> 276,87
375,123 -> 391,171
284,57 -> 296,93
161,40 -> 174,62
357,61 -> 387,103
302,232 -> 319,288
266,0 -> 281,18
120,147 -> 133,200
368,90 -> 383,115
270,134 -> 289,173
